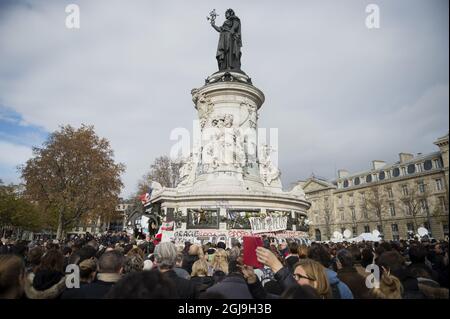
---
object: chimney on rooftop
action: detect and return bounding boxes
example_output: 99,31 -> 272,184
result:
372,160 -> 386,170
399,153 -> 414,163
338,169 -> 349,179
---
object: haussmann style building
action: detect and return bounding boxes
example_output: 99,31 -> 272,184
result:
298,133 -> 449,241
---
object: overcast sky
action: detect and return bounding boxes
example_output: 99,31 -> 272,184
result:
0,0 -> 448,197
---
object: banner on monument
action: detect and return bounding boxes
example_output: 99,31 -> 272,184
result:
249,216 -> 288,234
161,228 -> 308,245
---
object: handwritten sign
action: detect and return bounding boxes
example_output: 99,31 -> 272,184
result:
249,216 -> 288,234
160,221 -> 174,231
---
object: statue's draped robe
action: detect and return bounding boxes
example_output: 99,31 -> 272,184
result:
216,16 -> 242,71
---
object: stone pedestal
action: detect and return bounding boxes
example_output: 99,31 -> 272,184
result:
190,71 -> 266,193
150,70 -> 310,238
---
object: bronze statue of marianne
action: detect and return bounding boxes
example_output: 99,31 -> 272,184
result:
209,9 -> 242,72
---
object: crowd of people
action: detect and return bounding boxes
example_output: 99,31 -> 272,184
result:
0,231 -> 448,299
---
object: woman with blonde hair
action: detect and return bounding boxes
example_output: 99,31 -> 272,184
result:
241,249 -> 332,299
191,259 -> 209,277
212,248 -> 229,274
190,259 -> 214,293
370,266 -> 403,299
293,258 -> 332,299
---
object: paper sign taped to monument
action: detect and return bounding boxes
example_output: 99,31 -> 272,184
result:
249,216 -> 288,234
161,230 -> 175,243
160,221 -> 174,231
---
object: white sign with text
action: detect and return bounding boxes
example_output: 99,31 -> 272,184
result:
249,216 -> 288,234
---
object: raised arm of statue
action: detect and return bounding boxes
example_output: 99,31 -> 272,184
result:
211,22 -> 222,33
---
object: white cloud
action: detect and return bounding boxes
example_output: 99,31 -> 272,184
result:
0,140 -> 32,167
0,0 -> 448,195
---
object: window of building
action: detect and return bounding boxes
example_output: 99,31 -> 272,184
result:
389,203 -> 396,216
402,185 -> 409,196
387,187 -> 394,199
407,222 -> 415,232
354,177 -> 360,186
379,171 -> 385,180
377,225 -> 383,233
338,196 -> 343,206
439,196 -> 448,212
443,224 -> 449,237
362,208 -> 368,220
366,175 -> 372,183
423,221 -> 430,230
351,208 -> 356,220
424,160 -> 432,170
434,159 -> 443,169
315,229 -> 321,241
420,199 -> 429,214
436,179 -> 443,191
391,224 -> 399,241
407,164 -> 416,174
352,226 -> 357,236
393,167 -> 400,177
341,211 -> 345,221
364,225 -> 370,233
418,181 -> 425,194
341,227 -> 346,234
405,202 -> 412,216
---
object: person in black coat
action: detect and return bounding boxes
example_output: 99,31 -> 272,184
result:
377,250 -> 426,299
61,258 -> 97,299
407,243 -> 439,282
335,249 -> 371,299
206,272 -> 253,299
63,250 -> 124,299
190,259 -> 215,293
24,249 -> 66,299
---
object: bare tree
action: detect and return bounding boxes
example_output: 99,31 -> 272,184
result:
138,155 -> 182,193
363,186 -> 388,237
323,196 -> 332,240
401,183 -> 431,235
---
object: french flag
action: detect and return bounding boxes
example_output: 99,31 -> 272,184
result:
139,185 -> 153,204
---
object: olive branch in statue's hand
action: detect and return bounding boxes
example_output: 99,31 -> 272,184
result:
207,9 -> 218,25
